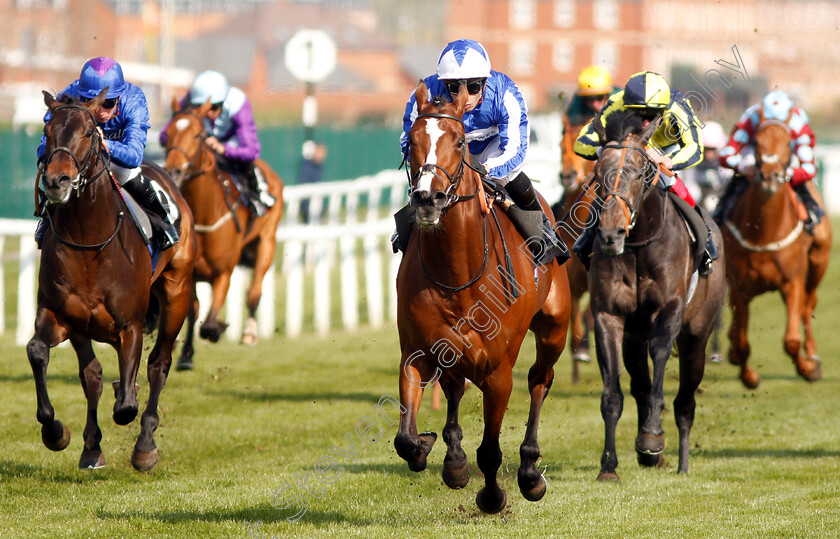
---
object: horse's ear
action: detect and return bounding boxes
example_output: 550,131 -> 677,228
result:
451,84 -> 468,117
171,96 -> 181,113
640,115 -> 660,142
593,110 -> 607,143
84,88 -> 108,112
415,80 -> 429,108
197,98 -> 213,116
43,90 -> 56,111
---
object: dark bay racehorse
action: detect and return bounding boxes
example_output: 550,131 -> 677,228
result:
28,91 -> 196,470
555,116 -> 597,383
588,111 -> 725,481
721,117 -> 831,388
395,81 -> 571,512
162,100 -> 284,369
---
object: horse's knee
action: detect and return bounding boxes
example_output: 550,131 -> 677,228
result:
27,339 -> 49,368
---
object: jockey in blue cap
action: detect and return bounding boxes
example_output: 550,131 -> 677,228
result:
395,39 -> 568,265
36,57 -> 180,250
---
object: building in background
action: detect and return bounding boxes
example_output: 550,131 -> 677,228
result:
2,0 -> 838,129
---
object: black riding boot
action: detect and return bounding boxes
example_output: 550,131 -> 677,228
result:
696,206 -> 719,276
506,172 -> 570,265
245,164 -> 275,218
711,177 -> 745,225
793,183 -> 824,234
34,215 -> 48,249
572,223 -> 598,270
391,204 -> 416,254
123,174 -> 180,250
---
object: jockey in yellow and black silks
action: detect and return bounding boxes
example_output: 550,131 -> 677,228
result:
572,71 -> 718,275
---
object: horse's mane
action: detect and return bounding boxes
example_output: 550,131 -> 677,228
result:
604,110 -> 644,143
56,93 -> 81,105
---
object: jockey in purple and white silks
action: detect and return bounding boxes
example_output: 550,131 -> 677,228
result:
160,70 -> 274,216
36,57 -> 180,250
395,39 -> 568,265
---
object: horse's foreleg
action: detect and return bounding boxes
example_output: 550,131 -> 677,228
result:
475,368 -> 513,513
27,309 -> 71,452
593,311 -> 625,482
70,335 -> 105,469
674,332 -> 708,474
439,375 -> 469,489
728,289 -> 758,388
176,283 -> 198,371
781,281 -> 821,382
394,351 -> 439,472
133,282 -> 190,472
622,338 -> 660,468
199,271 -> 232,342
639,300 -> 683,465
113,323 -> 143,426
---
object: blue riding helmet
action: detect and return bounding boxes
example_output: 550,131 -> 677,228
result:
78,57 -> 126,99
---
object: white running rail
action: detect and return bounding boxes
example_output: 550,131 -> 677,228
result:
0,169 -> 408,345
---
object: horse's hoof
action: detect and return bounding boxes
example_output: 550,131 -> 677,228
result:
241,333 -> 258,346
476,486 -> 507,514
597,471 -> 620,483
42,421 -> 71,452
637,451 -> 666,468
199,325 -> 220,343
517,469 -> 547,501
175,358 -> 194,371
799,357 -> 823,382
442,457 -> 470,489
707,352 -> 723,363
741,369 -> 760,389
131,448 -> 159,472
79,449 -> 106,469
635,433 -> 665,457
113,406 -> 138,426
573,351 -> 591,363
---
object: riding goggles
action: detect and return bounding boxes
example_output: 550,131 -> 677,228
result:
444,79 -> 485,96
80,96 -> 119,109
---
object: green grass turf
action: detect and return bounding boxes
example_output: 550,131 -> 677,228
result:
2,224 -> 840,538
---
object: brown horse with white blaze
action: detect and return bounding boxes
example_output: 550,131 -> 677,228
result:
162,100 -> 284,369
394,81 -> 571,513
721,117 -> 831,388
28,90 -> 196,471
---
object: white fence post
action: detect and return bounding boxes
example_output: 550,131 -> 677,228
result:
17,236 -> 37,346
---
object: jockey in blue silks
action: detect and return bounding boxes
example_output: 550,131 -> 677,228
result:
36,57 -> 180,250
395,39 -> 568,264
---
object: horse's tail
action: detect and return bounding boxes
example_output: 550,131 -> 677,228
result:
144,294 -> 160,335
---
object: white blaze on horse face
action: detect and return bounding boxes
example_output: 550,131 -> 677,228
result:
175,118 -> 191,132
416,119 -> 445,193
761,154 -> 779,164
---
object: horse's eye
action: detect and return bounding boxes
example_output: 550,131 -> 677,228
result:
457,138 -> 465,148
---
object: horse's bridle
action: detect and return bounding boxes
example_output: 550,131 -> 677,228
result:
598,137 -> 666,246
753,119 -> 792,184
39,103 -> 123,251
404,112 -> 484,211
164,112 -> 213,182
39,104 -> 110,195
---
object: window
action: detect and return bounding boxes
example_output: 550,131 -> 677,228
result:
553,0 -> 575,28
593,0 -> 619,30
592,42 -> 618,72
510,40 -> 535,76
552,41 -> 573,73
511,0 -> 536,29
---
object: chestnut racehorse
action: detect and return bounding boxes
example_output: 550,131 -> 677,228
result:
721,118 -> 831,388
588,111 -> 725,481
554,116 -> 597,383
28,91 -> 196,471
162,100 -> 284,369
394,82 -> 571,513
